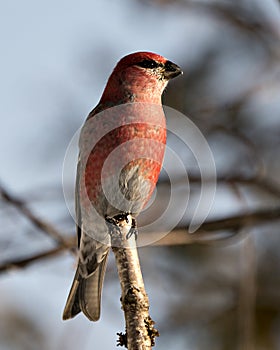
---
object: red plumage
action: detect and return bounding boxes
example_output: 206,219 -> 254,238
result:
63,52 -> 182,321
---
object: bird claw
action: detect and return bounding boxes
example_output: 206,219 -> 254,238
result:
126,218 -> 138,240
106,214 -> 137,241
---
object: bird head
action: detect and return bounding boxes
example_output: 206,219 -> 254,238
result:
100,52 -> 182,104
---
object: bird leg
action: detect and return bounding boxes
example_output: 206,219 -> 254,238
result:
106,213 -> 137,242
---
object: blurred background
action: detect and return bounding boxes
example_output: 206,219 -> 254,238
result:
1,0 -> 280,349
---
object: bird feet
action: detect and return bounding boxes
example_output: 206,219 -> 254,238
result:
126,217 -> 137,240
106,213 -> 137,241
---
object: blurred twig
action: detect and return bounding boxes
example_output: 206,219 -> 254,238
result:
155,0 -> 280,57
0,203 -> 279,273
146,0 -> 280,49
228,171 -> 256,350
0,184 -> 70,247
160,173 -> 280,198
146,206 -> 280,246
237,234 -> 257,350
0,236 -> 76,273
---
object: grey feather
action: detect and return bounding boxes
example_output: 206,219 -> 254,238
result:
62,250 -> 109,321
79,253 -> 109,321
63,155 -> 110,321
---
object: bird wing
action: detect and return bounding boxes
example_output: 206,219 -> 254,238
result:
63,149 -> 110,321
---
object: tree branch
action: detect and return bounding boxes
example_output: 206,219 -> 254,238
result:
159,174 -> 280,199
0,184 -> 70,247
0,236 -> 76,272
185,0 -> 280,57
0,207 -> 280,272
107,215 -> 159,349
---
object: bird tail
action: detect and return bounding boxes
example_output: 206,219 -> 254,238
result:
62,254 -> 108,321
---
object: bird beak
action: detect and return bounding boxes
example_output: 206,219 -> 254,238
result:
163,60 -> 183,79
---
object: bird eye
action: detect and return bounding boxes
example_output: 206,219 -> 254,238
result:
136,59 -> 160,69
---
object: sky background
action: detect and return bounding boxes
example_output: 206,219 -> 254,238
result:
1,0 -> 280,349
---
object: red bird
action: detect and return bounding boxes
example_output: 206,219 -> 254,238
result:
63,52 -> 182,321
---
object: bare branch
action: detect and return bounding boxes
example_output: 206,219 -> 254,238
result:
185,1 -> 280,57
140,206 -> 280,247
159,174 -> 280,199
108,215 -> 159,349
0,236 -> 76,272
0,184 -> 70,247
237,234 -> 257,350
0,197 -> 279,274
198,206 -> 280,231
